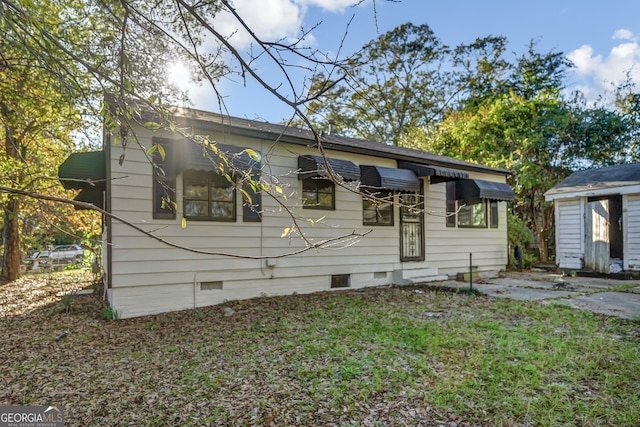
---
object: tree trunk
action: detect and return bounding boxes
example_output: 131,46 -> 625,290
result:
527,188 -> 550,262
538,233 -> 548,262
2,104 -> 23,282
1,196 -> 21,281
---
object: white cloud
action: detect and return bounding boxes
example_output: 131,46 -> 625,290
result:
612,28 -> 635,41
182,0 -> 353,112
213,0 -> 368,49
567,44 -> 600,75
214,0 -> 304,48
297,0 -> 368,12
567,30 -> 640,104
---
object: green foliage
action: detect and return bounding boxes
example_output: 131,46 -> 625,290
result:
508,211 -> 534,248
507,212 -> 536,268
304,23 -> 452,144
306,24 -> 633,261
1,0 -> 231,279
60,291 -> 76,314
101,305 -> 121,321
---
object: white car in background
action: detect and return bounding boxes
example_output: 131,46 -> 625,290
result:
29,244 -> 86,272
50,244 -> 85,264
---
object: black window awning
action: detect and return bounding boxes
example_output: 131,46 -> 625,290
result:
58,151 -> 106,191
360,165 -> 421,192
455,179 -> 515,201
186,141 -> 261,173
297,155 -> 360,181
398,161 -> 469,183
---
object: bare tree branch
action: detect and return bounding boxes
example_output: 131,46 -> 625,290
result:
0,185 -> 372,259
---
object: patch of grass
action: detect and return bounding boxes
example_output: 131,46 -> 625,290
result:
100,305 -> 121,321
60,291 -> 76,314
420,283 -> 484,296
1,274 -> 639,426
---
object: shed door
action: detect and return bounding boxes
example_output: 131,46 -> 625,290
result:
585,200 -> 610,273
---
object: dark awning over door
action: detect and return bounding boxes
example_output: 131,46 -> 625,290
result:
398,161 -> 469,183
73,189 -> 104,210
455,179 -> 515,201
58,151 -> 106,210
186,141 -> 261,173
360,165 -> 421,192
58,151 -> 106,191
297,155 -> 360,181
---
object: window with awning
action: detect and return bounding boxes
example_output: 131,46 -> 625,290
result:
359,165 -> 420,192
445,179 -> 514,228
297,155 -> 360,181
397,161 -> 469,183
151,138 -> 262,222
455,179 -> 515,201
186,141 -> 261,174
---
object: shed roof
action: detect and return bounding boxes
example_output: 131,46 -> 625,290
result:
545,163 -> 640,198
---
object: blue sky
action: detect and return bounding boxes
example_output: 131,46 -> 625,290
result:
171,0 -> 640,123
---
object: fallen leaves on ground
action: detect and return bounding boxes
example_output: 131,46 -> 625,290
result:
1,271 -> 638,426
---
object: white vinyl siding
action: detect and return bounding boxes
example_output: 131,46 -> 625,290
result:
625,194 -> 640,270
554,198 -> 584,270
423,177 -> 509,276
108,127 -> 402,317
106,124 -> 512,317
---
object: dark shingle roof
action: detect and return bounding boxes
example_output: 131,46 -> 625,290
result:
545,163 -> 640,196
171,107 -> 511,176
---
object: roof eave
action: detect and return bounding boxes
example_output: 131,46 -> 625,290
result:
545,183 -> 640,201
128,102 -> 512,177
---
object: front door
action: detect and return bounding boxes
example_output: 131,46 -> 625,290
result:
400,193 -> 424,261
585,199 -> 610,273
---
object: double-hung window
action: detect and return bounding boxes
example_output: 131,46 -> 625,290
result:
302,178 -> 335,209
457,198 -> 487,228
184,170 -> 236,221
362,190 -> 394,226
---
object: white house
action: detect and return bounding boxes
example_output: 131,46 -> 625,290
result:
545,163 -> 640,274
60,106 -> 515,318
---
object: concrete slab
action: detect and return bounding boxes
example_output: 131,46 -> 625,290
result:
437,280 -> 579,301
497,271 -> 624,291
427,271 -> 640,320
477,284 -> 578,301
557,292 -> 640,320
482,277 -> 591,292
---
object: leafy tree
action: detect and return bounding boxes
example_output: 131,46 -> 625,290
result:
451,35 -> 510,110
0,0 -> 196,280
418,88 -> 628,261
1,0 -> 403,280
303,25 -> 518,145
304,23 -> 451,144
0,3 -> 88,279
614,77 -> 640,161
